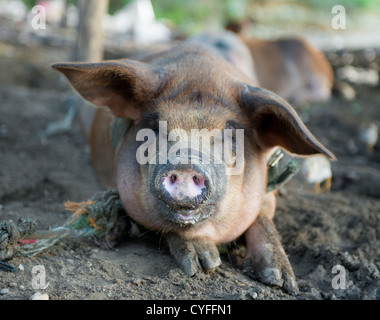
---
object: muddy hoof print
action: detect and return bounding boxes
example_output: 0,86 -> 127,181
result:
167,235 -> 222,276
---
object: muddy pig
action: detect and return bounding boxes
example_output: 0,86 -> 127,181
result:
52,41 -> 335,295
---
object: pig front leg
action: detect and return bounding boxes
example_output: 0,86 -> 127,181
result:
244,194 -> 299,295
167,234 -> 222,276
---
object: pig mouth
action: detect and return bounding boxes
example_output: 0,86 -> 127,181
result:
166,204 -> 216,227
157,179 -> 216,227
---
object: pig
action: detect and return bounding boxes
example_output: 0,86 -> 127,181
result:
226,23 -> 334,105
52,40 -> 335,295
185,30 -> 334,106
186,30 -> 259,85
243,38 -> 334,105
241,36 -> 334,105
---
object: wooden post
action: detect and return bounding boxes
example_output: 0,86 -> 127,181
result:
41,1 -> 110,139
73,0 -> 110,62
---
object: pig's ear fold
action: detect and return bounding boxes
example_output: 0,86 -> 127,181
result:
239,85 -> 336,160
52,60 -> 161,120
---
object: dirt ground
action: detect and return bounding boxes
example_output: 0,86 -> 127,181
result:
0,39 -> 380,301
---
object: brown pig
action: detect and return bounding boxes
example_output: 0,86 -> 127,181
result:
185,30 -> 334,105
52,41 -> 335,295
241,36 -> 334,105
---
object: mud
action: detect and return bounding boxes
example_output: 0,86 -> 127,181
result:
0,41 -> 379,300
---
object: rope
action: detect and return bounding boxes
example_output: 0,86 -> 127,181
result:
0,150 -> 298,272
0,190 -> 131,271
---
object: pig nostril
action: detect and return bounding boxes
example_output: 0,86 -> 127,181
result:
160,169 -> 210,206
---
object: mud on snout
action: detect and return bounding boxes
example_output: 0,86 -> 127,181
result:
148,148 -> 228,228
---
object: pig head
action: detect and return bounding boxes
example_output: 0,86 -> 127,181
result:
52,43 -> 335,295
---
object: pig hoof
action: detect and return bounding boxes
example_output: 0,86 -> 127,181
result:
180,253 -> 201,276
167,235 -> 221,276
262,267 -> 283,287
195,241 -> 222,270
244,257 -> 299,295
283,277 -> 299,296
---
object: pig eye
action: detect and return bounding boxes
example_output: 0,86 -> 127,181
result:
225,120 -> 239,130
141,112 -> 159,133
224,120 -> 240,155
151,122 -> 159,134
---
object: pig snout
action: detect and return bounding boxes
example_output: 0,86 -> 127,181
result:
161,168 -> 209,207
150,152 -> 227,226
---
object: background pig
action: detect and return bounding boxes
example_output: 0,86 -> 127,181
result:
225,22 -> 334,105
186,30 -> 334,106
241,36 -> 334,105
53,41 -> 335,295
186,30 -> 259,84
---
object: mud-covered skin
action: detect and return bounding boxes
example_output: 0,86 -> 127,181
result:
53,36 -> 335,295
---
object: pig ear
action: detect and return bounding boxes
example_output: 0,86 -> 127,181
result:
240,85 -> 336,160
52,60 -> 161,120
